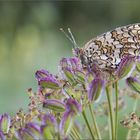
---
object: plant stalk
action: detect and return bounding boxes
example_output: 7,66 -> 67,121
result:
73,127 -> 81,139
106,86 -> 115,140
114,81 -> 118,140
82,110 -> 95,140
71,129 -> 79,140
89,104 -> 101,139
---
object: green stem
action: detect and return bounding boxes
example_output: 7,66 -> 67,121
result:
70,133 -> 75,140
73,127 -> 81,139
82,110 -> 95,140
89,104 -> 101,139
57,126 -> 61,140
106,86 -> 115,140
71,129 -> 79,140
114,81 -> 118,140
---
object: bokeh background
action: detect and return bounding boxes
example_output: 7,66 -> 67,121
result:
0,1 -> 140,137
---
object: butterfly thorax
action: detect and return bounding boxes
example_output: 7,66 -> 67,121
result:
73,47 -> 89,68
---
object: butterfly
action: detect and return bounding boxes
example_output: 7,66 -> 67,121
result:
61,23 -> 140,72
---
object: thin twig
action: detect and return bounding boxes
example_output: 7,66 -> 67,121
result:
89,104 -> 102,139
115,81 -> 118,140
106,86 -> 115,140
82,110 -> 95,140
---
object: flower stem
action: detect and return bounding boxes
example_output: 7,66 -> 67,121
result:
73,127 -> 81,139
106,86 -> 115,140
57,131 -> 61,140
82,110 -> 95,140
114,81 -> 118,140
89,104 -> 101,139
70,133 -> 75,140
71,129 -> 79,140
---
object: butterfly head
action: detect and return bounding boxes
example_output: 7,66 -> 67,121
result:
60,28 -> 88,68
73,47 -> 88,68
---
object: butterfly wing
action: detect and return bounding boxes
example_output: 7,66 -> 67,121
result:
83,23 -> 140,70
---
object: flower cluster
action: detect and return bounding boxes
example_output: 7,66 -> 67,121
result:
0,55 -> 140,140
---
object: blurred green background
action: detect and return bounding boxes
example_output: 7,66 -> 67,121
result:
0,0 -> 139,117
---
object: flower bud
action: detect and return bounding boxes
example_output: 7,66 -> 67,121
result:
0,113 -> 10,134
35,69 -> 51,80
59,57 -> 82,85
0,131 -> 5,140
25,123 -> 41,139
59,99 -> 82,135
88,77 -> 104,102
116,56 -> 136,79
62,68 -> 76,85
39,77 -> 60,89
60,57 -> 81,72
15,128 -> 34,140
40,113 -> 57,128
43,99 -> 65,112
75,71 -> 85,84
126,76 -> 140,93
65,98 -> 82,113
40,113 -> 57,139
59,111 -> 73,136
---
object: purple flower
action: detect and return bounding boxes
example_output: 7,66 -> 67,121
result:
40,113 -> 57,127
25,123 -> 41,139
15,129 -> 24,140
75,70 -> 85,84
88,77 -> 105,102
35,69 -> 51,80
116,56 -> 136,79
0,113 -> 11,134
59,98 -> 82,135
43,99 -> 65,112
126,76 -> 140,93
0,131 -> 5,140
35,69 -> 60,89
59,57 -> 84,85
15,128 -> 33,140
39,113 -> 58,139
38,77 -> 60,89
59,111 -> 72,135
72,48 -> 80,58
65,98 -> 82,113
15,123 -> 41,140
60,57 -> 81,73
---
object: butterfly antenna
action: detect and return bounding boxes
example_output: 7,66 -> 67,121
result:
68,28 -> 78,49
60,28 -> 78,49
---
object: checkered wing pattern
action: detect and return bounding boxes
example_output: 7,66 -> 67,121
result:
82,23 -> 140,70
